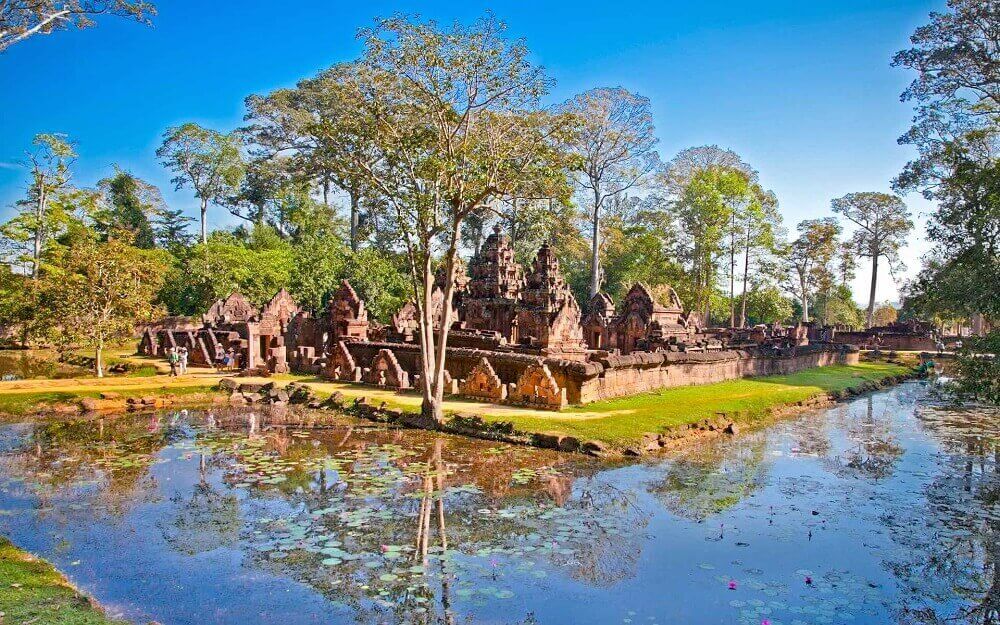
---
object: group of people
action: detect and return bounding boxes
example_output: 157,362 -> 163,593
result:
166,344 -> 242,375
166,347 -> 188,376
214,343 -> 240,372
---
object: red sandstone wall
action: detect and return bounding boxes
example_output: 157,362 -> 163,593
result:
574,348 -> 859,403
834,332 -> 937,351
341,341 -> 858,406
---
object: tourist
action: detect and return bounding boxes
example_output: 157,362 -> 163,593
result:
179,347 -> 189,375
225,347 -> 235,372
167,348 -> 179,377
215,344 -> 226,372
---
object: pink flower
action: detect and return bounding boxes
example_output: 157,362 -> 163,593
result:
728,580 -> 737,590
805,575 -> 813,585
380,545 -> 389,552
761,620 -> 771,625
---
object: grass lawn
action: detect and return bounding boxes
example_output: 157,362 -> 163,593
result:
475,362 -> 912,446
0,537 -> 121,625
0,376 -> 224,417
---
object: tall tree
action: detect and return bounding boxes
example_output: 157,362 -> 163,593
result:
153,208 -> 193,251
96,168 -> 163,248
736,186 -> 782,327
243,64 -> 375,251
892,1 -> 999,344
673,166 -> 751,324
562,87 -> 659,297
663,146 -> 759,324
43,237 -> 167,376
785,218 -> 840,323
1,133 -> 77,278
0,0 -> 154,52
332,14 -> 575,424
892,0 -> 1000,191
831,192 -> 913,328
157,123 -> 245,244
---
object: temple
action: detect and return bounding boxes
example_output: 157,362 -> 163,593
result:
140,228 -> 860,410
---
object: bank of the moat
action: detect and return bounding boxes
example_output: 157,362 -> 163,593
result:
0,361 -> 917,457
0,380 -> 996,625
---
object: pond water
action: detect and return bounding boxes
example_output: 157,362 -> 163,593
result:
0,351 -> 94,380
0,381 -> 997,625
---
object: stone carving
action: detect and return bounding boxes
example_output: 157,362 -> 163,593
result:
463,225 -> 523,341
204,292 -> 257,325
364,348 -> 409,389
510,360 -> 566,409
328,280 -> 369,341
608,283 -> 690,353
459,357 -> 507,401
515,243 -> 586,354
324,340 -> 361,382
582,292 -> 615,350
390,300 -> 419,343
261,288 -> 299,327
389,286 -> 456,343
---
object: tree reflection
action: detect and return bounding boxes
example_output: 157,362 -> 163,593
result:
893,403 -> 1000,624
652,434 -> 769,520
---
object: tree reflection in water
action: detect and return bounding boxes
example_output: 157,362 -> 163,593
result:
653,434 -> 770,521
894,402 -> 1000,625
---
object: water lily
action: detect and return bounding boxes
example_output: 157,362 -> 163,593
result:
728,580 -> 737,590
761,620 -> 771,625
805,575 -> 813,585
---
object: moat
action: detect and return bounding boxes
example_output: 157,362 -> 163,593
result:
0,381 -> 996,625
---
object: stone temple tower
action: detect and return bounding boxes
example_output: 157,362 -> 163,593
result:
516,242 -> 587,356
463,225 -> 524,342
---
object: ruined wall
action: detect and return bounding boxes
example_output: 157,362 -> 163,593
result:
340,341 -> 857,407
576,346 -> 859,404
834,332 -> 937,352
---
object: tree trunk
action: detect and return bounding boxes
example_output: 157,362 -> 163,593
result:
866,253 -> 878,328
350,189 -> 360,252
739,218 -> 751,328
417,246 -> 438,425
729,215 -> 736,327
427,219 -> 463,426
589,191 -> 601,298
255,201 -> 265,227
800,271 -> 810,323
200,197 -> 208,244
31,187 -> 46,279
703,251 -> 712,324
95,341 -> 104,378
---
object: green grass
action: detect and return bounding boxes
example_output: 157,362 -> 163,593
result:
480,362 -> 912,446
0,383 -> 220,418
0,537 -> 121,624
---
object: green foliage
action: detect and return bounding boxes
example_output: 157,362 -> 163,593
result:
95,168 -> 161,249
154,208 -> 194,251
289,232 -> 348,314
674,165 -> 755,316
951,331 -> 1000,404
40,237 -> 169,375
157,123 -> 245,242
901,139 -> 999,321
742,286 -> 793,325
159,228 -> 294,315
785,218 -> 841,323
1,133 -> 81,276
812,284 -> 865,327
341,248 -> 410,323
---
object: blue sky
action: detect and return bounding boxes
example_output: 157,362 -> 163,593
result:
0,0 -> 942,304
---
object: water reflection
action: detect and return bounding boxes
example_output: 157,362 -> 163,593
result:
0,383 -> 996,625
